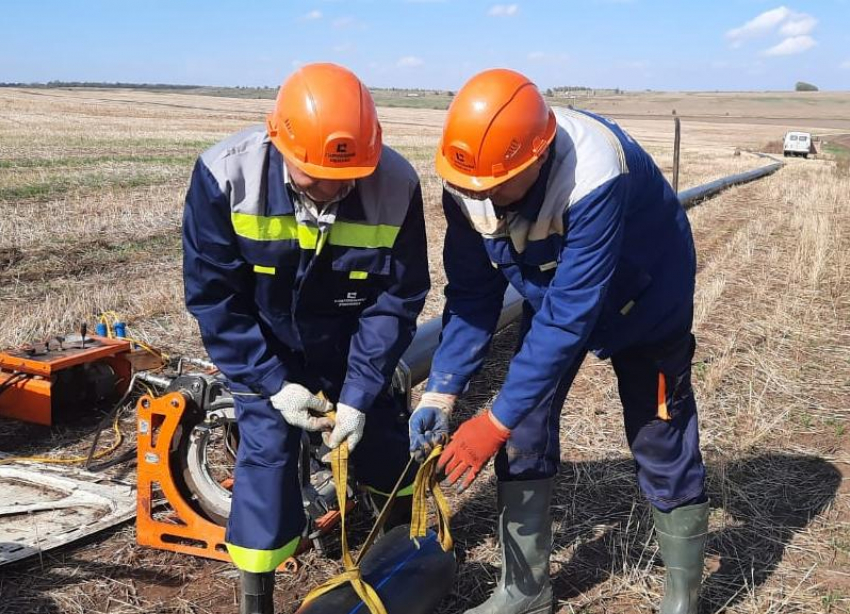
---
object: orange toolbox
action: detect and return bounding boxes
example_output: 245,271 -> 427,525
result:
0,332 -> 132,426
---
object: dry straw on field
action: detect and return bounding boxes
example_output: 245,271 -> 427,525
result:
0,88 -> 848,614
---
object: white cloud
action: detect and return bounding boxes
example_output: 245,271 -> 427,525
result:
396,56 -> 425,68
727,7 -> 791,44
332,42 -> 355,53
841,59 -> 850,70
762,35 -> 816,56
779,13 -> 817,36
726,7 -> 817,56
488,4 -> 519,17
527,51 -> 546,60
302,10 -> 322,20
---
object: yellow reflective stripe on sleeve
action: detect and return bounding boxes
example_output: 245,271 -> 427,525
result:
226,536 -> 300,573
231,213 -> 319,249
329,221 -> 400,248
253,265 -> 276,275
349,270 -> 369,280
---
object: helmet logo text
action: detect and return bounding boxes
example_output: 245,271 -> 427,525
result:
504,139 -> 521,160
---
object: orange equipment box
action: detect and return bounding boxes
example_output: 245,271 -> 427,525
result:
0,335 -> 132,426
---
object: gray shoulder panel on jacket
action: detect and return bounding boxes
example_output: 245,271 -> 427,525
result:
356,145 -> 421,227
199,125 -> 270,213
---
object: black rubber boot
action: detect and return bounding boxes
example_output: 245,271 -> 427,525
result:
240,570 -> 275,614
465,478 -> 554,614
653,501 -> 710,614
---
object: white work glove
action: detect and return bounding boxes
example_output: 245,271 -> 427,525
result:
270,382 -> 334,432
328,403 -> 366,452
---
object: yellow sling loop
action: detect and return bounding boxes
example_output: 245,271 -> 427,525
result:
409,446 -> 453,553
301,444 -> 452,614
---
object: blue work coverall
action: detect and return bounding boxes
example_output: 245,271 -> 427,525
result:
183,126 -> 430,571
428,109 -> 706,512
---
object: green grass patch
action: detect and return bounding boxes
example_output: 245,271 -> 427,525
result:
10,137 -> 219,152
822,591 -> 844,612
0,153 -> 196,170
373,97 -> 452,110
823,143 -> 850,159
105,231 -> 181,256
185,86 -> 277,100
392,146 -> 435,164
0,169 -> 186,201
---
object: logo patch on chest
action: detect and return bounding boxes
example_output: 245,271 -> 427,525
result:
334,291 -> 367,308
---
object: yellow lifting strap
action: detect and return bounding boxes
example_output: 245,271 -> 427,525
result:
301,444 -> 452,614
409,446 -> 453,553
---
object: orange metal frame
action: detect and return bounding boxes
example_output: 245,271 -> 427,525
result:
0,336 -> 132,377
0,336 -> 132,426
136,391 -> 339,572
136,391 -> 233,563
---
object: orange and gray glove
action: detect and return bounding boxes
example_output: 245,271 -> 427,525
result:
437,411 -> 511,492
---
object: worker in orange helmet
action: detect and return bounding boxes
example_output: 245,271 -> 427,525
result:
183,63 -> 430,613
409,69 -> 708,614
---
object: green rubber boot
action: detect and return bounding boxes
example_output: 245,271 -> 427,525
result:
653,501 -> 710,614
465,478 -> 554,614
240,570 -> 275,614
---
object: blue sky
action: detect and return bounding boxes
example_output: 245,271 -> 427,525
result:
2,1 -> 848,91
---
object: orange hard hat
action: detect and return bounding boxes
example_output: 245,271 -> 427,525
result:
266,63 -> 382,180
436,68 -> 556,192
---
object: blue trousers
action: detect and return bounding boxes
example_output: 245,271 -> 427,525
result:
225,384 -> 413,561
494,307 -> 707,513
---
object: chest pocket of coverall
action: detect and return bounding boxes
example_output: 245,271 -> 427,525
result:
322,246 -> 392,313
251,246 -> 301,317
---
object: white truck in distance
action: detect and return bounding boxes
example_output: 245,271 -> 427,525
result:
783,131 -> 812,158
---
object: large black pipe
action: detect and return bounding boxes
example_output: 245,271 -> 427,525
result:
399,286 -> 524,388
679,157 -> 782,209
294,526 -> 456,614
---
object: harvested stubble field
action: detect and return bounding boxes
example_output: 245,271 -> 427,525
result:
0,87 -> 848,614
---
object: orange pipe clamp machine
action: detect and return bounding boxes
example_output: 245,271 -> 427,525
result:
134,371 -> 350,572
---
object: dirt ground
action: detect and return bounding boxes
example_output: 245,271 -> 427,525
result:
0,88 -> 849,614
